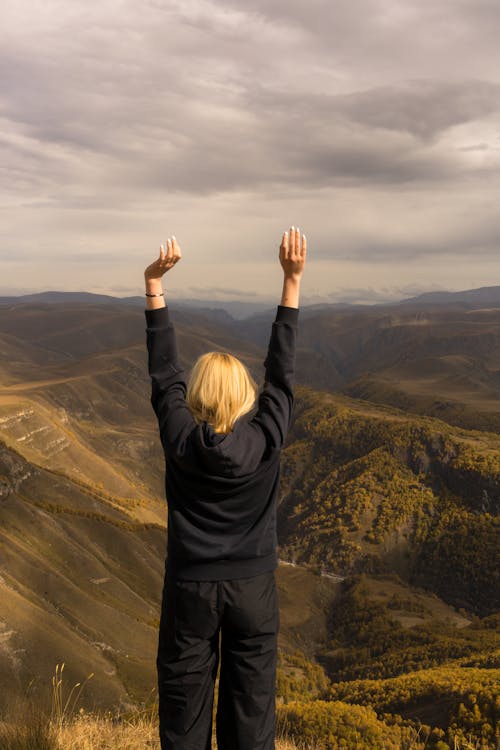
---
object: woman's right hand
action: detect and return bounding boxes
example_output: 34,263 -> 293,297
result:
144,236 -> 182,281
279,226 -> 306,278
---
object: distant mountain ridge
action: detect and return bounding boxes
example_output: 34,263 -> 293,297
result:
2,287 -> 500,431
2,283 -> 500,319
394,285 -> 500,308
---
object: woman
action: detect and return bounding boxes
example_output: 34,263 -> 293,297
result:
144,226 -> 307,750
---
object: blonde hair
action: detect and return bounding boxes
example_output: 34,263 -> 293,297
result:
186,351 -> 258,434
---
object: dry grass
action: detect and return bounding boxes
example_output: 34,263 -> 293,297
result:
55,711 -> 312,750
0,662 -> 315,750
57,711 -> 162,749
0,662 -> 490,750
0,709 -> 312,750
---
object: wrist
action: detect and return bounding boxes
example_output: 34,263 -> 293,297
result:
281,274 -> 301,308
145,276 -> 163,289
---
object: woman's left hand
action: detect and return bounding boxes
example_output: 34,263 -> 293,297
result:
144,236 -> 182,280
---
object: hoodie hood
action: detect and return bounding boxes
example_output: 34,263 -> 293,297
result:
201,420 -> 229,447
194,417 -> 266,477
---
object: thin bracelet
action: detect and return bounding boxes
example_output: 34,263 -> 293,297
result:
145,292 -> 164,297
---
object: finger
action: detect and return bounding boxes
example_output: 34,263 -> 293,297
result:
279,230 -> 288,263
289,226 -> 295,258
159,244 -> 166,259
301,233 -> 307,256
280,230 -> 288,251
295,227 -> 300,255
172,235 -> 181,258
166,238 -> 174,260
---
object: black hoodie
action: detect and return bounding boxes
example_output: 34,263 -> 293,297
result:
145,303 -> 299,580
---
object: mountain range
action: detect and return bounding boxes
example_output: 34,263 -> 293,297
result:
0,287 -> 498,747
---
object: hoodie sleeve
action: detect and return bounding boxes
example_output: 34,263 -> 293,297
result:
250,304 -> 299,451
144,305 -> 196,455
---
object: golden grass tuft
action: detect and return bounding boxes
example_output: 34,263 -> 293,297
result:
57,710 -> 160,749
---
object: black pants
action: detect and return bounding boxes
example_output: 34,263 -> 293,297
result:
156,567 -> 280,750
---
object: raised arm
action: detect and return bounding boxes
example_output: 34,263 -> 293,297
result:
250,226 -> 307,450
144,237 -> 195,455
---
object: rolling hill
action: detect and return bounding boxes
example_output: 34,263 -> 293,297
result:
178,285 -> 500,433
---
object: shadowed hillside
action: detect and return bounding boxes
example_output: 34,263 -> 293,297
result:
235,292 -> 500,433
280,385 -> 499,617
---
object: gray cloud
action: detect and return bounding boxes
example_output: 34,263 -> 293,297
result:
326,80 -> 500,140
1,0 -> 500,298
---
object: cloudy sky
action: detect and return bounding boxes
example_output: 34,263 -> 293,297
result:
2,0 -> 500,304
